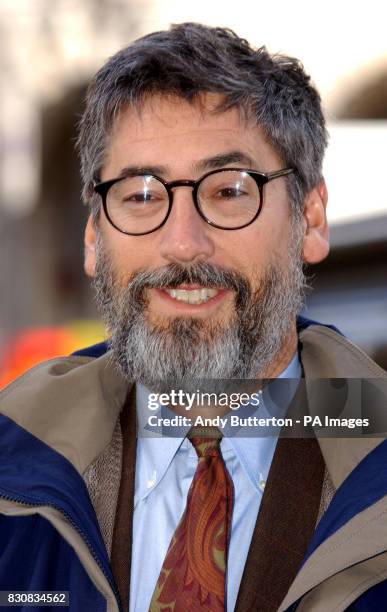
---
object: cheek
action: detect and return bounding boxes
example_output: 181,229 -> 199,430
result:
221,213 -> 293,285
221,224 -> 281,275
100,223 -> 155,280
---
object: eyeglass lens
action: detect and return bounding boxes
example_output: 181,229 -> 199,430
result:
106,170 -> 261,234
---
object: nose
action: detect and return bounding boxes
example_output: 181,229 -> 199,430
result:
159,186 -> 215,264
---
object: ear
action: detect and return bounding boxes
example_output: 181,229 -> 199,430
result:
84,215 -> 97,277
302,180 -> 329,264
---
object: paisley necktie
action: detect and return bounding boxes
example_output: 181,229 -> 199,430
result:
149,427 -> 234,611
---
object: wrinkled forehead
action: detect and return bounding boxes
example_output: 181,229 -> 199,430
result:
101,93 -> 282,180
108,92 -> 256,142
115,91 -> 254,126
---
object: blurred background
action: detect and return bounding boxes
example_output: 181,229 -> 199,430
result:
0,0 -> 386,386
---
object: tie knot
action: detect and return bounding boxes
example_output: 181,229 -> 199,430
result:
188,426 -> 222,458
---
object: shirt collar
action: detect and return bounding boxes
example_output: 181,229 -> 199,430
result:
226,352 -> 302,491
135,384 -> 187,505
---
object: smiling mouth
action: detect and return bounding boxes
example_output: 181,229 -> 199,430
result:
161,286 -> 220,305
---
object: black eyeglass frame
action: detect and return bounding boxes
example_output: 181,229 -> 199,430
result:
93,167 -> 294,236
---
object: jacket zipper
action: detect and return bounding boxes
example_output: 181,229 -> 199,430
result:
0,491 -> 123,612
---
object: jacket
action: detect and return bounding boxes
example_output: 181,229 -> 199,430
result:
1,319 -> 387,612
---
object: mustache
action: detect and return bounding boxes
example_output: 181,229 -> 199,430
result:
124,262 -> 251,309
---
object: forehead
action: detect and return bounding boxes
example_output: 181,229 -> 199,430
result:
102,93 -> 284,180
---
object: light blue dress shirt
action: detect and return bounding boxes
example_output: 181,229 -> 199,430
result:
129,355 -> 301,612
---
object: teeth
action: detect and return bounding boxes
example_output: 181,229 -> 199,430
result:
164,287 -> 219,304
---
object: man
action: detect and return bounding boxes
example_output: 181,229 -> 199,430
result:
1,22 -> 387,612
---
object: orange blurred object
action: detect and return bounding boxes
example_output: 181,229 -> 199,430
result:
0,321 -> 106,389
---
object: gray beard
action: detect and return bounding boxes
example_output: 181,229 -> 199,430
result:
92,235 -> 306,393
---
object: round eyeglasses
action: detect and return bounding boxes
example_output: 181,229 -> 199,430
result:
93,167 -> 293,236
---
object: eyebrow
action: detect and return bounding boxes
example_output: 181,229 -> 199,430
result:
194,151 -> 255,173
116,164 -> 168,179
115,150 -> 255,181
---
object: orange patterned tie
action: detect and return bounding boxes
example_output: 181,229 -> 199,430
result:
149,427 -> 234,611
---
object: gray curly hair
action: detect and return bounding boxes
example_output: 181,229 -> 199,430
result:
77,22 -> 328,220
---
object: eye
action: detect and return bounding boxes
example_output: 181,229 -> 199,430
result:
216,186 -> 248,199
123,192 -> 155,203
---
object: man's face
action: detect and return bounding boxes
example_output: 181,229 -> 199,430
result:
85,93 -> 307,387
